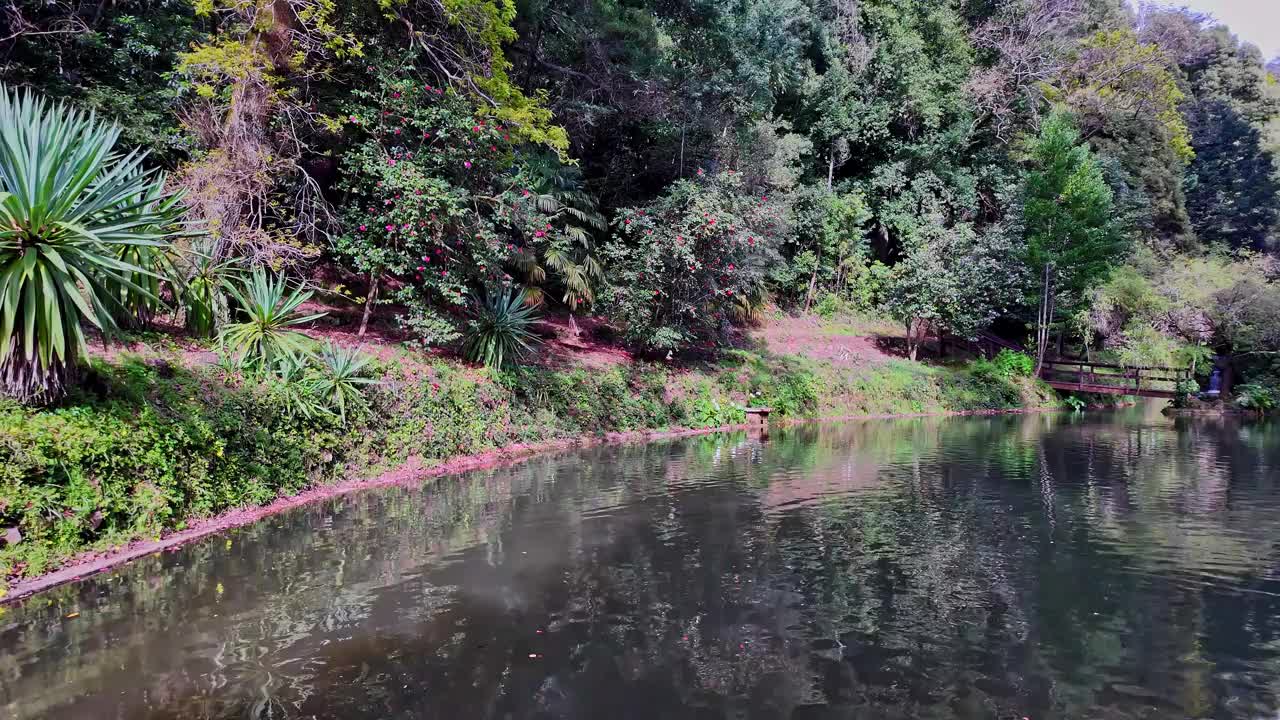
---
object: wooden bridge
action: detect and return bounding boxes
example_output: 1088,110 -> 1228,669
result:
1038,360 -> 1192,399
944,332 -> 1192,399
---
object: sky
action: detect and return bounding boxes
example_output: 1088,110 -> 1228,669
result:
1166,0 -> 1280,59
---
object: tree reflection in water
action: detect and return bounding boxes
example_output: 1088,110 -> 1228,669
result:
2,407 -> 1278,720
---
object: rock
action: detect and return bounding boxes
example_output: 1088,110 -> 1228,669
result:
3,527 -> 21,546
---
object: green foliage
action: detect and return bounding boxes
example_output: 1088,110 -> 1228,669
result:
462,287 -> 542,369
1022,111 -> 1123,301
312,344 -> 378,423
0,85 -> 186,404
334,68 -> 585,344
219,270 -> 325,371
885,222 -> 1024,358
1064,395 -> 1087,413
0,1 -> 204,164
0,358 -> 357,579
777,186 -> 872,307
599,171 -> 784,353
1234,383 -> 1277,412
178,245 -> 237,338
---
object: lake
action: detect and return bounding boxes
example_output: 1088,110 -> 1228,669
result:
3,406 -> 1279,719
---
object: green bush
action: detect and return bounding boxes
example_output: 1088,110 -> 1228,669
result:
993,349 -> 1036,378
0,359 -> 357,578
1235,384 -> 1277,412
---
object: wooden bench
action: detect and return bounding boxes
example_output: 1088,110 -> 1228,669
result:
744,407 -> 774,428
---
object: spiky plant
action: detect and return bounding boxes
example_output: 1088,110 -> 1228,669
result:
462,287 -> 542,370
180,239 -> 237,338
0,85 -> 185,403
313,343 -> 377,423
219,269 -> 325,372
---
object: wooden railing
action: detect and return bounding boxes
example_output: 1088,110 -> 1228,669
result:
1039,360 -> 1192,398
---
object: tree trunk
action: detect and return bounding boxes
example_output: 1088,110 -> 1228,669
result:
906,320 -> 919,361
358,272 -> 380,337
679,126 -> 686,177
804,248 -> 822,312
1034,263 -> 1053,376
827,145 -> 835,191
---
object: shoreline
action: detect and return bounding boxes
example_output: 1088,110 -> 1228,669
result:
1,406 -> 1054,605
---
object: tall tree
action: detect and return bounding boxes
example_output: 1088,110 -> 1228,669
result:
1021,111 -> 1122,372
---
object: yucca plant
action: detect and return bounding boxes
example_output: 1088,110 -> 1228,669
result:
313,343 -> 378,423
268,355 -> 327,421
219,269 -> 325,372
462,287 -> 542,370
0,85 -> 186,403
180,240 -> 238,338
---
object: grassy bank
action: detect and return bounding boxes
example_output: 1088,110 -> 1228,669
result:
0,347 -> 1057,593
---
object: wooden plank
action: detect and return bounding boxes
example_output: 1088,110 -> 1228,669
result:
1044,356 -> 1182,368
1043,380 -> 1178,399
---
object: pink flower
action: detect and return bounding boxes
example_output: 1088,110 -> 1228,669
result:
388,159 -> 397,166
534,230 -> 545,238
348,115 -> 358,122
359,225 -> 367,231
385,224 -> 395,232
464,161 -> 472,169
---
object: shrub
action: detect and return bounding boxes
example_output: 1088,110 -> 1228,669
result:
313,343 -> 378,423
1235,383 -> 1277,412
333,68 -> 588,347
599,171 -> 784,353
0,84 -> 186,403
814,293 -> 849,319
462,287 -> 542,369
993,349 -> 1036,378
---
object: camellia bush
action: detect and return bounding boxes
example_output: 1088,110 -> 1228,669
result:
599,171 -> 785,353
333,65 -> 597,345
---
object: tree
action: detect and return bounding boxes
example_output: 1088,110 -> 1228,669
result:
0,86 -> 186,403
1021,111 -> 1121,372
885,219 -> 1023,360
1051,29 -> 1195,244
1183,100 -> 1280,250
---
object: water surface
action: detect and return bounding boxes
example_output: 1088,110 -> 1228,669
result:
4,406 -> 1280,719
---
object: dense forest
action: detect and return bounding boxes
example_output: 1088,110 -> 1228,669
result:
1,0 -> 1279,404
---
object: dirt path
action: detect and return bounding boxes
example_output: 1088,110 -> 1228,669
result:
752,315 -> 901,367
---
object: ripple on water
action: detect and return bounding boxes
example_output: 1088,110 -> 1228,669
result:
3,411 -> 1280,720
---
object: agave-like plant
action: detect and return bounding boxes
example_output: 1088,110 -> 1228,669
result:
0,85 -> 186,403
313,343 -> 377,423
219,269 -> 325,372
180,239 -> 238,338
462,287 -> 542,370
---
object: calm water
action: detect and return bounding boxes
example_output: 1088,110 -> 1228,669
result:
3,406 -> 1280,719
